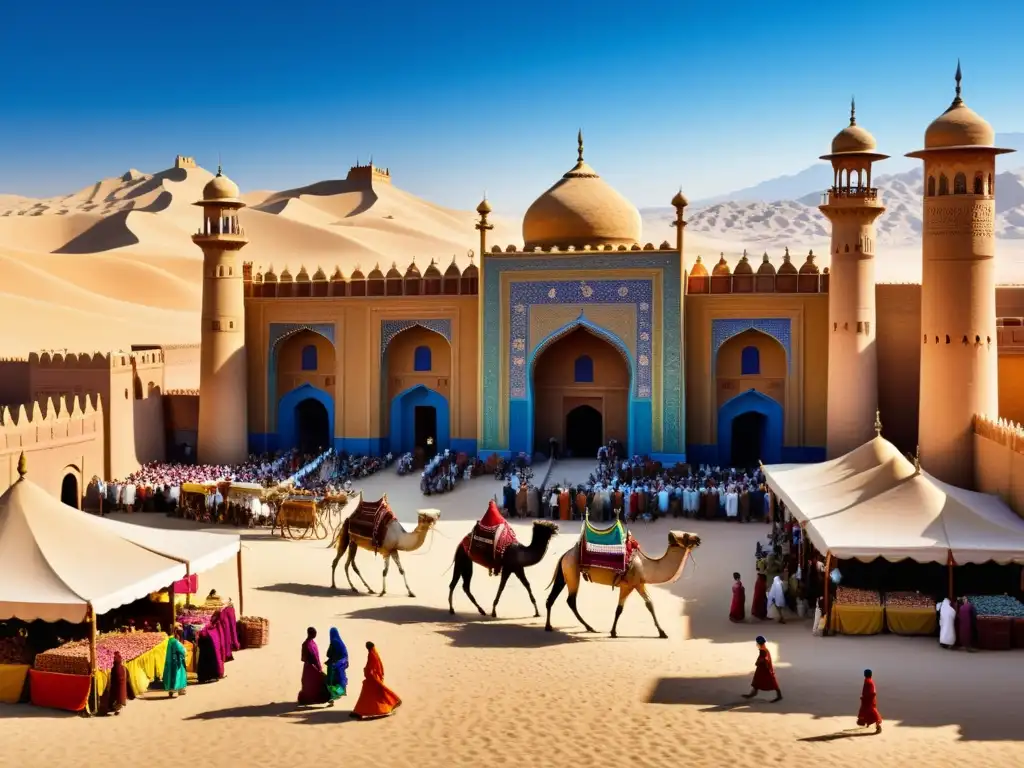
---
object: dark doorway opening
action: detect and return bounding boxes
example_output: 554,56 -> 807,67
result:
414,405 -> 437,459
295,399 -> 330,454
61,473 -> 79,509
566,405 -> 603,458
731,411 -> 766,468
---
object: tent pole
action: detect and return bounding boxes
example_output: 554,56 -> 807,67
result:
947,551 -> 955,601
237,548 -> 244,616
822,552 -> 833,637
88,605 -> 98,716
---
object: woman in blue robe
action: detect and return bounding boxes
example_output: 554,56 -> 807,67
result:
325,627 -> 349,702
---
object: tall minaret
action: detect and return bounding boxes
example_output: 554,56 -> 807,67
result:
193,166 -> 250,465
907,63 -> 1013,487
819,99 -> 888,458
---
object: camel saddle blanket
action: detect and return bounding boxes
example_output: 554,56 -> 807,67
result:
579,519 -> 637,576
348,497 -> 395,551
460,503 -> 517,574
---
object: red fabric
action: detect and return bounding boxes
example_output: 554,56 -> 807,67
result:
751,574 -> 768,619
350,498 -> 396,550
28,669 -> 92,712
479,500 -> 506,528
856,679 -> 882,726
730,581 -> 746,622
751,648 -> 779,692
463,502 -> 518,571
352,648 -> 402,719
171,573 -> 199,595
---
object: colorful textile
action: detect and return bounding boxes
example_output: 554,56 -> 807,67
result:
0,664 -> 29,704
730,581 -> 746,622
162,638 -> 188,692
325,628 -> 349,700
751,647 -> 779,692
579,518 -> 633,574
857,677 -> 882,726
352,646 -> 401,719
751,574 -> 768,620
298,636 -> 330,705
461,500 -> 518,573
171,573 -> 199,595
29,669 -> 92,712
197,628 -> 224,683
349,497 -> 396,551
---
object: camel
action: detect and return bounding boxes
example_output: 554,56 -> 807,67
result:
448,520 -> 559,618
545,530 -> 701,638
329,508 -> 440,597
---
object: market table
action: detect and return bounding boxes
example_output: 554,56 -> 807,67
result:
831,603 -> 884,635
885,607 -> 937,636
28,669 -> 91,712
0,663 -> 29,704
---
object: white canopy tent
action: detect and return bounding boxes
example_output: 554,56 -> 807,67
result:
86,514 -> 241,576
0,471 -> 186,624
763,436 -> 1024,565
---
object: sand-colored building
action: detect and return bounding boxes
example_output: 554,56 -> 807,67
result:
4,66 -> 1024,515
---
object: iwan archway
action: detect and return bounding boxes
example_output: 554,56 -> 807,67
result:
389,384 -> 450,457
277,383 -> 335,453
717,389 -> 783,466
527,323 -> 631,459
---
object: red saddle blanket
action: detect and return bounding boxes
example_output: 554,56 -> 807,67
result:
348,496 -> 396,550
460,500 -> 518,573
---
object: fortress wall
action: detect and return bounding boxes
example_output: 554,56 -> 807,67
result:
0,393 -> 106,500
974,416 -> 1024,520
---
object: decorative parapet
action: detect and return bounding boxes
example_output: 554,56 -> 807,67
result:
0,393 -> 104,451
975,414 -> 1024,455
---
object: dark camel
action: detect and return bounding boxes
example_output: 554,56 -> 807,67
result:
448,520 -> 559,618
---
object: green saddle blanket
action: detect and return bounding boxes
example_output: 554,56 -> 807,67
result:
582,519 -> 626,547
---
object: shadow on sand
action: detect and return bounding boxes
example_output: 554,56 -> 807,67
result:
186,701 -> 359,725
256,582 -> 364,599
647,672 -> 1019,741
341,604 -> 583,648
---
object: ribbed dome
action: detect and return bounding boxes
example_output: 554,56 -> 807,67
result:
689,255 -> 708,277
202,167 -> 240,202
521,132 -> 641,251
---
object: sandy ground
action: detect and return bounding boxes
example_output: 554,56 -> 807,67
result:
0,460 -> 1022,768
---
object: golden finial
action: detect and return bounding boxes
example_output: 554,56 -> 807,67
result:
17,452 -> 26,478
577,129 -> 584,162
953,59 -> 962,104
874,409 -> 883,437
850,95 -> 856,126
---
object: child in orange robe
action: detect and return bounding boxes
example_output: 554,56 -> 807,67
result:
856,669 -> 882,733
350,641 -> 402,720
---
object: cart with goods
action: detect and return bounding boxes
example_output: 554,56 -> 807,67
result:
273,496 -> 328,539
180,482 -> 216,520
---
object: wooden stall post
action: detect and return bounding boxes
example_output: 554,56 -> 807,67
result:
822,552 -> 833,637
947,551 -> 955,601
168,581 -> 176,631
88,604 -> 98,715
237,547 -> 244,617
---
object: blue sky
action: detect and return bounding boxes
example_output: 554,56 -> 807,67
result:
1,0 -> 1022,212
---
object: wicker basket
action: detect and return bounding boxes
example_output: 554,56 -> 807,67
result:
238,617 -> 269,649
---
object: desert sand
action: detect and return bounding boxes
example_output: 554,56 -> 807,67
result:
0,459 -> 1020,768
6,159 -> 1024,357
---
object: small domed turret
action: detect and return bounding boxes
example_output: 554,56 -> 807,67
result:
799,250 -> 819,274
386,262 -> 402,279
404,260 -> 421,278
671,189 -> 689,209
778,248 -> 798,275
476,197 -> 492,215
689,255 -> 708,277
757,253 -> 776,275
444,256 -> 461,277
424,259 -> 442,278
733,250 -> 753,275
202,166 -> 241,202
367,264 -> 384,280
712,253 -> 732,277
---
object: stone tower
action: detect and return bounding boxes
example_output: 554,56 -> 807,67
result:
906,64 -> 1013,487
819,100 -> 888,458
193,167 -> 249,465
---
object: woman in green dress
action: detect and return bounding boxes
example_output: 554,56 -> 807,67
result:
163,625 -> 189,698
325,627 -> 349,703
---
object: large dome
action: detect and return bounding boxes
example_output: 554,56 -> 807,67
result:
522,132 -> 641,250
202,166 -> 241,202
923,64 -> 995,150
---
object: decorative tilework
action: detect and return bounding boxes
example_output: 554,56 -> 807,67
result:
379,319 -> 452,358
509,279 -> 651,398
481,252 -> 683,454
267,322 -> 337,432
711,318 -> 792,368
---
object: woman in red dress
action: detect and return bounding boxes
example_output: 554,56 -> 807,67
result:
742,635 -> 782,702
750,573 -> 768,620
729,572 -> 746,622
856,669 -> 882,733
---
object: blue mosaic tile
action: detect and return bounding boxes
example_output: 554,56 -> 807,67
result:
509,279 -> 651,398
379,319 -> 452,358
267,322 -> 337,431
711,318 -> 792,369
481,252 -> 683,453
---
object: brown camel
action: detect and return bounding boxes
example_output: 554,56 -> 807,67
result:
545,530 -> 701,638
329,509 -> 440,597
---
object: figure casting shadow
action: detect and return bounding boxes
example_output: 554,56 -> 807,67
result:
185,701 -> 300,721
256,582 -> 358,599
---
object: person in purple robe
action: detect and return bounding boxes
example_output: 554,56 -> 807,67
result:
196,624 -> 225,683
956,597 -> 976,652
298,627 -> 331,705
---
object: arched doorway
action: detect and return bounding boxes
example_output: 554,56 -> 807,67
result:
730,411 -> 766,468
389,384 -> 450,456
566,405 -> 603,458
61,473 -> 79,509
295,398 -> 330,454
532,326 -> 630,457
382,326 -> 452,456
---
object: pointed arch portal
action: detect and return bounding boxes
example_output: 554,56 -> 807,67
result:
717,388 -> 783,467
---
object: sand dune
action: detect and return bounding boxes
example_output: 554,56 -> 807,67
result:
4,157 -> 1024,356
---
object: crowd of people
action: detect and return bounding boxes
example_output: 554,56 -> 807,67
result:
419,451 -> 490,495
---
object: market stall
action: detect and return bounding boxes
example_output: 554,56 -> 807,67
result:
763,432 -> 1024,639
831,586 -> 884,635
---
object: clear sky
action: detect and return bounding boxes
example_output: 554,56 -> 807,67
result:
2,0 -> 1022,212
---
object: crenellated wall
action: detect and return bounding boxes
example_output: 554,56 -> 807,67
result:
0,393 -> 106,501
973,415 -> 1024,520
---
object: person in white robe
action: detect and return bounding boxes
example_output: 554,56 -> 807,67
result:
937,598 -> 957,648
726,487 -> 739,519
766,575 -> 787,624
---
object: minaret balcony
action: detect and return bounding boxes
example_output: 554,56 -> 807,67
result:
826,186 -> 879,201
192,231 -> 249,246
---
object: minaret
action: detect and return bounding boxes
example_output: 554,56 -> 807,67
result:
193,166 -> 250,465
819,99 -> 888,458
906,63 -> 1013,487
